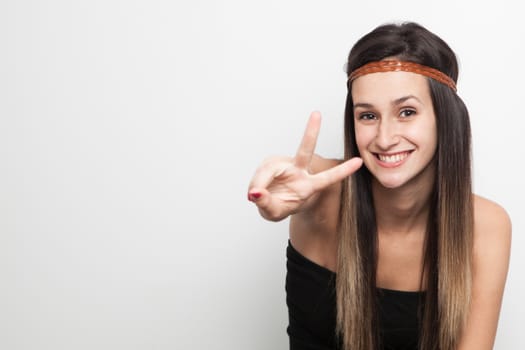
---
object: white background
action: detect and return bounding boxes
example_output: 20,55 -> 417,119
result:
1,1 -> 523,349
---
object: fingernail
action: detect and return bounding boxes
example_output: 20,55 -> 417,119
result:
248,192 -> 261,201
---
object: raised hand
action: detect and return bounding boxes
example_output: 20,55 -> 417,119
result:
247,111 -> 363,221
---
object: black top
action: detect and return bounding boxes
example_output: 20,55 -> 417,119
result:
286,241 -> 424,350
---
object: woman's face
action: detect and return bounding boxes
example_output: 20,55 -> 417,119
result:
351,71 -> 437,189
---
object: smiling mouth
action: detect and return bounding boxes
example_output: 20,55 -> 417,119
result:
375,151 -> 412,163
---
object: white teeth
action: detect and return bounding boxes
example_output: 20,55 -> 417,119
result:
378,152 -> 409,163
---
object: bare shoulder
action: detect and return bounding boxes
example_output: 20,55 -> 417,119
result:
472,194 -> 512,282
473,194 -> 512,246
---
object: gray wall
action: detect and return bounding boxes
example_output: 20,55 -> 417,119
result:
1,1 -> 523,349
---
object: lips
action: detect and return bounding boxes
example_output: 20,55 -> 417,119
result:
372,151 -> 413,168
376,151 -> 411,163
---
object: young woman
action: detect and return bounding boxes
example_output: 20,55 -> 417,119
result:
247,22 -> 511,350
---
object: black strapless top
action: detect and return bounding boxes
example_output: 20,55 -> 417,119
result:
286,241 -> 424,350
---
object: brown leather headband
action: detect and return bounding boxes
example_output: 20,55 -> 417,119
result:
348,60 -> 457,92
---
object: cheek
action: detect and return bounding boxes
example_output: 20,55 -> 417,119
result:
423,121 -> 437,149
354,125 -> 375,150
406,123 -> 437,152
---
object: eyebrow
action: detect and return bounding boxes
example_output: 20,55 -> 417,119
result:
353,95 -> 423,110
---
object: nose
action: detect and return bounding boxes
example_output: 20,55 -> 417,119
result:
375,118 -> 400,150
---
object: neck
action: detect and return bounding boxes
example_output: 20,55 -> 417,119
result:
372,174 -> 434,235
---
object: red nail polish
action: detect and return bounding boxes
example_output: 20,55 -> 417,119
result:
248,192 -> 261,201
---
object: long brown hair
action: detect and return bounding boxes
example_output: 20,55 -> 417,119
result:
337,22 -> 473,350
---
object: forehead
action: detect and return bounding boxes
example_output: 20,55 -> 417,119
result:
351,71 -> 431,104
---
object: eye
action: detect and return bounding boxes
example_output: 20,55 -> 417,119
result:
399,109 -> 416,118
358,113 -> 377,121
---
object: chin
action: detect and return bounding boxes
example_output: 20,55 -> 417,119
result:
373,175 -> 408,189
377,180 -> 405,189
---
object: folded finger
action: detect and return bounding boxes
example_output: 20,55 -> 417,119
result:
248,158 -> 292,193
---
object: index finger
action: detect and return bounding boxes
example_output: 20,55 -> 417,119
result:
294,111 -> 321,169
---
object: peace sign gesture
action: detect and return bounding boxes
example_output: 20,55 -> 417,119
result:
247,112 -> 363,221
